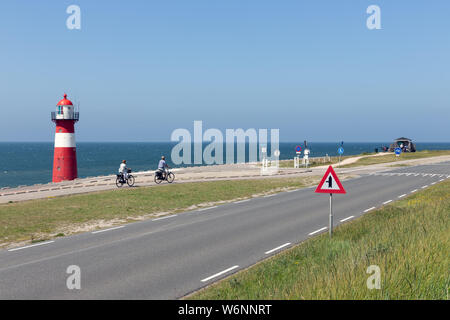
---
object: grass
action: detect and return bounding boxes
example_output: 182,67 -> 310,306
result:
342,150 -> 450,168
0,176 -> 322,247
190,180 -> 450,300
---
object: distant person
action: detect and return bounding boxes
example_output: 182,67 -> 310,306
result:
119,160 -> 128,182
157,156 -> 170,178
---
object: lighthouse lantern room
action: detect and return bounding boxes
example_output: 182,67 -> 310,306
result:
51,94 -> 79,183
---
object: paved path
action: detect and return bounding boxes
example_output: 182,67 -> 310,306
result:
2,155 -> 449,204
0,161 -> 448,299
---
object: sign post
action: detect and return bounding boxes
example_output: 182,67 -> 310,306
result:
315,166 -> 346,238
338,146 -> 344,167
295,146 -> 302,168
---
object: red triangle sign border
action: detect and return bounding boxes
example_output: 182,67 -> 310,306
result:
315,165 -> 346,194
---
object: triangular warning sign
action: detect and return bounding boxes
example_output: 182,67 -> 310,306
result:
315,166 -> 346,194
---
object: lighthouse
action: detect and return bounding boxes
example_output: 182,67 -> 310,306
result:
51,94 -> 79,183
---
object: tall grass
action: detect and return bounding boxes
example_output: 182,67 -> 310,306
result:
191,180 -> 450,300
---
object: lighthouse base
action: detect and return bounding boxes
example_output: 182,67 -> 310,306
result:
52,147 -> 78,182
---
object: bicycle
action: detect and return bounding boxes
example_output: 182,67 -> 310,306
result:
116,168 -> 135,187
154,169 -> 175,184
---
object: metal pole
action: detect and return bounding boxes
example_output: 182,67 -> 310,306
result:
329,193 -> 333,238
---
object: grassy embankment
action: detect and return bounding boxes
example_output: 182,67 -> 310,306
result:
341,150 -> 450,168
191,179 -> 450,300
0,176 -> 323,247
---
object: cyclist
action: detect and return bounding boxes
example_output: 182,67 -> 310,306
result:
157,156 -> 170,179
118,160 -> 128,182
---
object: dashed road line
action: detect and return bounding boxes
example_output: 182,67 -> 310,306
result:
382,200 -> 392,205
92,226 -> 124,234
234,199 -> 250,204
153,215 -> 177,221
421,185 -> 428,189
308,227 -> 327,236
198,206 -> 218,212
411,189 -> 418,193
8,241 -> 55,252
340,216 -> 354,222
263,194 -> 276,198
265,243 -> 291,255
398,194 -> 407,198
364,206 -> 376,212
201,265 -> 239,282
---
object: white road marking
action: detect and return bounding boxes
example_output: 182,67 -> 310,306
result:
430,182 -> 436,185
411,189 -> 418,193
421,185 -> 428,189
8,241 -> 55,252
153,215 -> 177,221
265,242 -> 291,254
287,189 -> 301,193
264,194 -> 276,198
398,194 -> 407,198
92,226 -> 124,234
383,200 -> 392,205
364,207 -> 376,212
201,265 -> 239,282
439,179 -> 444,182
308,227 -> 327,236
340,216 -> 354,222
234,199 -> 250,204
198,206 -> 218,211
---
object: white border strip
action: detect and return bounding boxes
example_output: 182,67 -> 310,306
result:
234,199 -> 250,204
201,265 -> 239,282
265,242 -> 291,254
153,215 -> 177,221
198,206 -> 218,211
340,215 -> 354,222
364,207 -> 376,212
382,200 -> 392,205
308,227 -> 327,236
8,240 -> 55,252
92,226 -> 124,234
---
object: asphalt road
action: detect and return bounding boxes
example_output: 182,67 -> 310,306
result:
0,162 -> 448,299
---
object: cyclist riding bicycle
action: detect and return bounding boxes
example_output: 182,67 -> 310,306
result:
157,156 -> 170,179
118,160 -> 128,182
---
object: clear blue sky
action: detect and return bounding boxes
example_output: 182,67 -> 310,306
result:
0,0 -> 449,142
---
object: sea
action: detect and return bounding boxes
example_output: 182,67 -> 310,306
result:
1,142 -> 449,188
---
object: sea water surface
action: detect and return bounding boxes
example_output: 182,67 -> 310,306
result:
0,142 -> 449,188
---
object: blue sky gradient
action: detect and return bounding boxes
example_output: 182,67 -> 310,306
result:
0,0 -> 449,142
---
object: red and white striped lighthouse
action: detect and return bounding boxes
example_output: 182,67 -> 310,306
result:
51,94 -> 79,183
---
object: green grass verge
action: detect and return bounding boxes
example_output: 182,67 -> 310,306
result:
0,176 -> 321,247
190,180 -> 450,300
341,150 -> 450,168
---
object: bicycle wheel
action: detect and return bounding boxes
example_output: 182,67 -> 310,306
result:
127,175 -> 135,187
154,174 -> 162,184
167,172 -> 175,183
116,177 -> 124,188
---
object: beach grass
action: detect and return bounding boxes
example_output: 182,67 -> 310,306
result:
189,179 -> 450,300
0,176 -> 322,247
